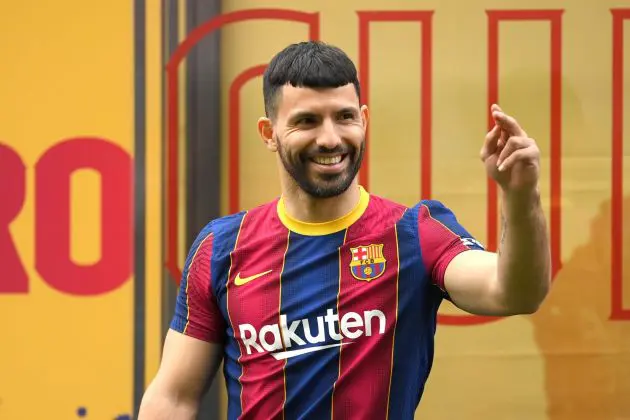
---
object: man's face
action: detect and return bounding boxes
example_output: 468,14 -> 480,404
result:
267,83 -> 368,198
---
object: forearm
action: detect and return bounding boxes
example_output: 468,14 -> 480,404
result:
137,381 -> 199,420
496,188 -> 551,313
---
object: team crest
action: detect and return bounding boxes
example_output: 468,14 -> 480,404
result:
349,244 -> 386,282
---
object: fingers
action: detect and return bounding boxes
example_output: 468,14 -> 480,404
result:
496,137 -> 539,172
480,124 -> 501,160
497,126 -> 509,149
491,103 -> 503,114
497,147 -> 538,172
497,136 -> 532,170
489,104 -> 521,149
485,105 -> 537,172
492,108 -> 527,137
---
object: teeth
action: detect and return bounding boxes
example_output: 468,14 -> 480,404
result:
313,155 -> 342,165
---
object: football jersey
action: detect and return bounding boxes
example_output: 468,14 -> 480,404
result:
170,186 -> 484,420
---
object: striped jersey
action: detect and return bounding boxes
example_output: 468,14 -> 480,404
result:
170,186 -> 484,419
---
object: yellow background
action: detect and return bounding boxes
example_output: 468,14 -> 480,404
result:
0,1 -> 163,419
1,0 -> 629,419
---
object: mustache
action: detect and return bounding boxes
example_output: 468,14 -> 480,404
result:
303,145 -> 352,158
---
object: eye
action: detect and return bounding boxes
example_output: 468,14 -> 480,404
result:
340,112 -> 355,120
295,116 -> 317,126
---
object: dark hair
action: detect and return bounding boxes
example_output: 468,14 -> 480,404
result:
262,41 -> 361,119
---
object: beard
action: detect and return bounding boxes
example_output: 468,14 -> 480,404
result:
276,136 -> 364,199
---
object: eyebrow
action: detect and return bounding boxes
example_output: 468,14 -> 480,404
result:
287,111 -> 317,122
337,107 -> 359,115
288,107 -> 359,122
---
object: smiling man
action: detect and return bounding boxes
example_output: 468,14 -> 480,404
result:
139,41 -> 551,420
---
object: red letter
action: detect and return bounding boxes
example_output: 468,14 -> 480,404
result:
0,143 -> 28,293
611,9 -> 630,320
165,9 -> 319,281
35,137 -> 132,295
440,10 -> 564,326
357,10 -> 433,197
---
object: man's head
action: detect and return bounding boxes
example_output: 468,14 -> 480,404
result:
257,41 -> 369,199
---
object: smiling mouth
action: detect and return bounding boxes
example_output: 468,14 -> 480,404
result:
309,154 -> 347,166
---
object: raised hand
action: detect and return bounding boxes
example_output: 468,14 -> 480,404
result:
480,104 -> 541,194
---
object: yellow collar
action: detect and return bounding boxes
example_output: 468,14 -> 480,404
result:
277,186 -> 370,236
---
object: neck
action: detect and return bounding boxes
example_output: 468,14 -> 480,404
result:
280,179 -> 361,223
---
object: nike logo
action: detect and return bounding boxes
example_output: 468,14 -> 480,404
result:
234,269 -> 273,286
270,342 -> 351,360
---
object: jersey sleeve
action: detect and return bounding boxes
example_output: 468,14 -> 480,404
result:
417,200 -> 485,294
170,224 -> 226,343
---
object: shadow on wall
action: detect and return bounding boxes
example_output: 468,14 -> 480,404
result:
531,197 -> 630,420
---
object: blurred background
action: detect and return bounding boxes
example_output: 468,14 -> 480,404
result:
1,0 -> 630,419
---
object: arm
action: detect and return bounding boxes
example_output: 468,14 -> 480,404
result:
441,104 -> 551,316
138,330 -> 223,419
139,225 -> 226,418
444,190 -> 550,315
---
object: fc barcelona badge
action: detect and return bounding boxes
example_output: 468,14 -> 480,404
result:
349,244 -> 386,281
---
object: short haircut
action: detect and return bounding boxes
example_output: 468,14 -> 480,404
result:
262,41 -> 361,120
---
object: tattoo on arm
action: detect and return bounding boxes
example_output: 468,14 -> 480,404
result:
499,212 -> 507,255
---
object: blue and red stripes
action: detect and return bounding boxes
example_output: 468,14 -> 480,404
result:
225,204 -> 290,419
418,200 -> 484,291
171,224 -> 225,342
332,197 -> 406,420
212,195 -> 465,419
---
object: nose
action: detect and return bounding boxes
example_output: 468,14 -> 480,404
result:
316,118 -> 342,150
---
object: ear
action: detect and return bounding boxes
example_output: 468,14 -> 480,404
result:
360,105 -> 370,131
257,117 -> 277,152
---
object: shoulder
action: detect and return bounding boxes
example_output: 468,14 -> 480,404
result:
195,199 -> 279,251
415,199 -> 458,221
414,199 -> 459,234
385,198 -> 454,225
365,193 -> 409,223
206,198 -> 280,233
206,211 -> 247,236
187,212 -> 244,249
413,199 -> 484,249
362,194 -> 461,232
364,195 -> 460,222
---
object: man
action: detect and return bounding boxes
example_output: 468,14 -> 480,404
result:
138,41 -> 550,419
